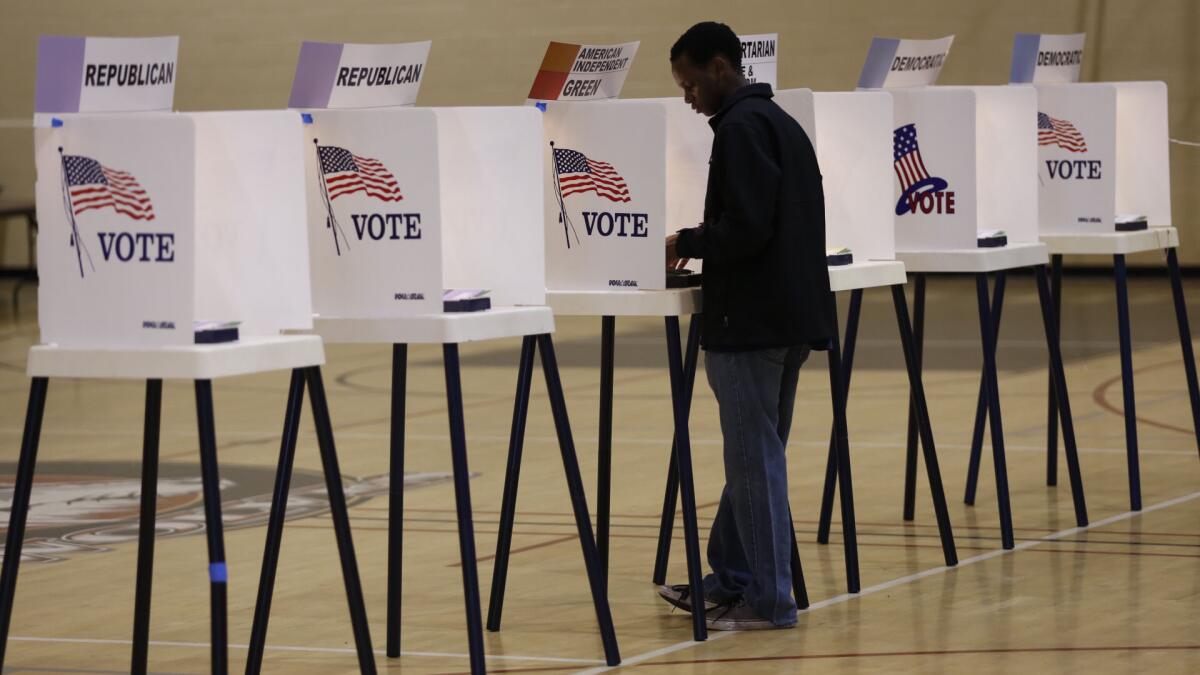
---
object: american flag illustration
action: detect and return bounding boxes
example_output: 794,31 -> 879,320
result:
893,124 -> 934,195
317,145 -> 404,201
553,148 -> 630,202
1037,112 -> 1087,152
62,155 -> 155,221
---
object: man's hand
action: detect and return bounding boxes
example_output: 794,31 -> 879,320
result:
666,232 -> 690,270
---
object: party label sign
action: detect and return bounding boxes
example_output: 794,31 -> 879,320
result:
35,35 -> 178,120
1010,33 -> 1085,84
857,35 -> 954,89
289,40 -> 430,109
739,33 -> 778,88
527,41 -> 639,102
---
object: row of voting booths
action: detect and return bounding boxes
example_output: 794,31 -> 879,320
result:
0,28 -> 1195,675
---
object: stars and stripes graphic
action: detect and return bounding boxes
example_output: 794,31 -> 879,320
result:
893,124 -> 933,194
1037,112 -> 1087,152
62,155 -> 155,221
317,145 -> 404,202
892,124 -> 949,216
553,148 -> 631,203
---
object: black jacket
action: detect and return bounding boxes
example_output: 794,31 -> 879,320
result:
675,83 -> 835,351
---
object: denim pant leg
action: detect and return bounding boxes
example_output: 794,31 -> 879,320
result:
701,347 -> 802,625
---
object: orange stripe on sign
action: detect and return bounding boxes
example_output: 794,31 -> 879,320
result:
528,69 -> 570,101
540,41 -> 581,72
527,41 -> 581,100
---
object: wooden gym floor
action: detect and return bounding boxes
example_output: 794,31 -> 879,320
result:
0,272 -> 1198,674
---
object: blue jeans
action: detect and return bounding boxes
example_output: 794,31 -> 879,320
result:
701,345 -> 809,625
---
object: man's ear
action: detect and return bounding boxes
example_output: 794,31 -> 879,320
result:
710,54 -> 736,82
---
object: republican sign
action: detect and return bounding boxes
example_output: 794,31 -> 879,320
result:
289,40 -> 430,109
35,35 -> 178,124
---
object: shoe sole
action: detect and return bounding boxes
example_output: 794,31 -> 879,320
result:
706,619 -> 796,631
656,586 -> 718,613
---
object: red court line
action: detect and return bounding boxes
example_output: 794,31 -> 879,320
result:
1093,359 -> 1197,435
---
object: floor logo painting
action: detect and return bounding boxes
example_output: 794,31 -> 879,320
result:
0,461 -> 453,563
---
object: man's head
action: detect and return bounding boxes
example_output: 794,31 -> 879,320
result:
670,22 -> 745,117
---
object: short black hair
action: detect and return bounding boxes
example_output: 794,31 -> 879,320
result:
670,21 -> 742,70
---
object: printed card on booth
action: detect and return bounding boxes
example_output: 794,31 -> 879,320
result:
289,40 -> 430,109
35,114 -> 195,348
1010,33 -> 1085,84
888,88 -> 977,250
1034,83 -> 1117,234
542,100 -> 666,291
528,41 -> 639,103
303,108 -> 443,317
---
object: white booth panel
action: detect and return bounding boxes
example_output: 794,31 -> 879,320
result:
812,91 -> 896,260
889,87 -> 978,251
436,107 -> 546,307
193,111 -> 312,336
1115,81 -> 1171,227
35,114 -> 197,348
1035,83 -> 1117,234
542,100 -> 667,292
969,85 -> 1039,242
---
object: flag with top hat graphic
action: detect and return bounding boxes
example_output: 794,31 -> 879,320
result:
893,123 -> 950,216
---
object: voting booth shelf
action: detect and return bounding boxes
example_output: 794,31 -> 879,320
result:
1031,80 -> 1199,513
3,110 -> 377,674
283,104 -> 619,673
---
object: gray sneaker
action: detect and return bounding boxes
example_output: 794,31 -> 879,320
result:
656,583 -> 718,613
705,599 -> 796,631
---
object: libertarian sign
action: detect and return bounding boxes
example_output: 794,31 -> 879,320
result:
857,35 -> 954,89
527,41 -> 639,102
290,40 -> 430,109
738,34 -> 778,89
35,35 -> 178,122
1011,33 -> 1085,84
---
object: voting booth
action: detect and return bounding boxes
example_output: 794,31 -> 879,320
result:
303,105 -> 544,325
1011,34 -> 1197,514
1034,81 -> 1171,234
850,36 -> 1088,555
886,85 -> 1040,251
34,111 -> 312,348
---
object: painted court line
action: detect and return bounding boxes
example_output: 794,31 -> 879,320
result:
8,635 -> 605,665
2,426 -> 1195,458
572,488 -> 1200,674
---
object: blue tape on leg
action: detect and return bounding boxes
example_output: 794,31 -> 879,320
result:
209,562 -> 228,583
